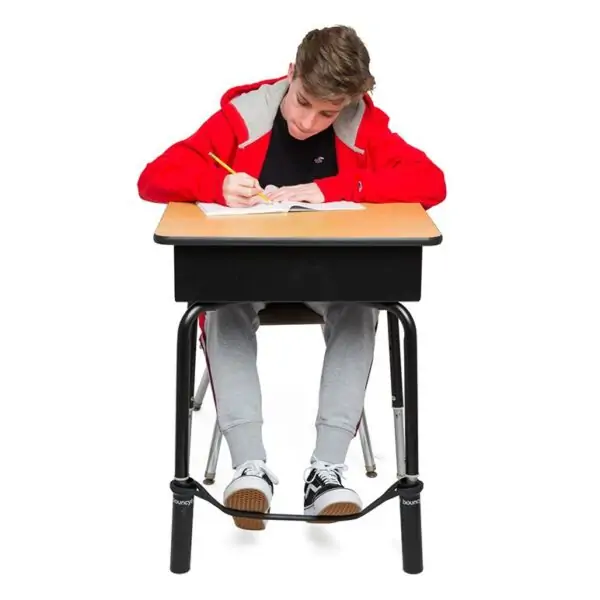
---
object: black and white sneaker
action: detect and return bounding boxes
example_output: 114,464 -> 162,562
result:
223,459 -> 279,530
303,460 -> 362,519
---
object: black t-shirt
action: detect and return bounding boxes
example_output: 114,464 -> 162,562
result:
258,107 -> 338,188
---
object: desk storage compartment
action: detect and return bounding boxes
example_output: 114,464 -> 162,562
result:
173,245 -> 422,303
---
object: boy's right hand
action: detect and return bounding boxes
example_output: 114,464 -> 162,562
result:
222,172 -> 264,207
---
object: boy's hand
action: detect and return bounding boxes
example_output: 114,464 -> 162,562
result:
266,182 -> 325,204
223,172 -> 264,207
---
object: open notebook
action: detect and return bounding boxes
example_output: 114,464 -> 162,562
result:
196,200 -> 365,217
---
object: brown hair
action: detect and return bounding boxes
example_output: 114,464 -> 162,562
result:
293,25 -> 376,101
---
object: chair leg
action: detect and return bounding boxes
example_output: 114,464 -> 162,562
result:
190,359 -> 223,484
358,412 -> 377,477
203,418 -> 223,485
192,368 -> 210,411
189,337 -> 223,484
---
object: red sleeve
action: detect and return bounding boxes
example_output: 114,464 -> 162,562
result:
137,110 -> 237,205
315,125 -> 446,210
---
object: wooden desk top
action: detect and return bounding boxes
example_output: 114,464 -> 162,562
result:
154,202 -> 442,246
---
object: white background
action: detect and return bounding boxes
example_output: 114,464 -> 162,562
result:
1,0 -> 599,597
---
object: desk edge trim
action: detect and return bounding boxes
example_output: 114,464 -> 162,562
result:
153,233 -> 443,246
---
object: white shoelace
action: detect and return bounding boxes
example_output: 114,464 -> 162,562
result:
303,460 -> 348,485
234,459 -> 280,485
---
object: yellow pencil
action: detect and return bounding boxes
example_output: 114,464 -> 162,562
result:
208,152 -> 271,203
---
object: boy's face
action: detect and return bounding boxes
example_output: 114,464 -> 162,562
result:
281,63 -> 351,140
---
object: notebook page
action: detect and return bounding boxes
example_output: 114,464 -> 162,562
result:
196,202 -> 289,216
286,201 -> 365,212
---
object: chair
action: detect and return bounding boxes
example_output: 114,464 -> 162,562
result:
190,303 -> 378,484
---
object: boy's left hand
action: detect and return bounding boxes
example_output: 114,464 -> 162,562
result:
265,182 -> 325,204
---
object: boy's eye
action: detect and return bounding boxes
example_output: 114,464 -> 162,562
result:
298,98 -> 309,106
321,112 -> 335,118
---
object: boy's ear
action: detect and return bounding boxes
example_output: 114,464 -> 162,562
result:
287,63 -> 295,81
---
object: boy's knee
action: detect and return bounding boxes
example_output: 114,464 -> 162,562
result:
327,304 -> 378,333
206,303 -> 261,334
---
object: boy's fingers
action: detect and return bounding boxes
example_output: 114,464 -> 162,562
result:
238,186 -> 258,198
237,173 -> 260,188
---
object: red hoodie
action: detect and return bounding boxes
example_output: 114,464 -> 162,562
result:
138,76 -> 446,209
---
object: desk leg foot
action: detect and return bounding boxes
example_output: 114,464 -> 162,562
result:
400,493 -> 423,574
170,482 -> 195,574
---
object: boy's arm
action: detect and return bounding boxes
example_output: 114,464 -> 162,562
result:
316,124 -> 446,210
137,110 -> 236,205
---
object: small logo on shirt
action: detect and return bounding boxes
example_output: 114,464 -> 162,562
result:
313,156 -> 324,164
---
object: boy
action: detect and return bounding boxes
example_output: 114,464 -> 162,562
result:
138,25 -> 446,530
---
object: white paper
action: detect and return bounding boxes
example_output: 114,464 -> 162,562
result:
196,200 -> 364,216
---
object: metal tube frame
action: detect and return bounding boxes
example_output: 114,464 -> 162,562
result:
169,301 -> 424,575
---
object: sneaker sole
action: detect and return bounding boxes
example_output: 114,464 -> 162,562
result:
225,489 -> 269,531
316,501 -> 361,523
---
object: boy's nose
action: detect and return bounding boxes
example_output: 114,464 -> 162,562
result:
299,115 -> 316,132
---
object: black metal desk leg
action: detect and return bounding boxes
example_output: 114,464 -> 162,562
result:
170,302 -> 204,574
388,304 -> 423,575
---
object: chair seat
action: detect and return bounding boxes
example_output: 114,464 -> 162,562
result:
258,303 -> 323,326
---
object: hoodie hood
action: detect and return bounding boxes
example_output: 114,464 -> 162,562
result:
219,76 -> 386,154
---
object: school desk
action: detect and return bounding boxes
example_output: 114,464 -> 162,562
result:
153,201 -> 443,575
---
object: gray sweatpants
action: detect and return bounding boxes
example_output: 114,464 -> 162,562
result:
203,302 -> 378,468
